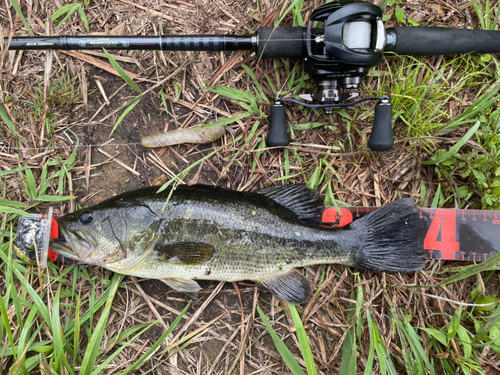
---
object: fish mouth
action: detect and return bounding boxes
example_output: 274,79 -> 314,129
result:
49,223 -> 96,263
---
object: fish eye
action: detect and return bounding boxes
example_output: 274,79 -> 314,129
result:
80,212 -> 93,224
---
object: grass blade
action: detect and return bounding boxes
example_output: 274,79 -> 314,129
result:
103,48 -> 142,93
420,327 -> 448,346
89,320 -> 162,375
78,5 -> 89,31
438,82 -> 500,133
109,97 -> 141,137
80,273 -> 123,375
52,284 -> 75,374
12,267 -> 51,329
118,302 -> 190,375
340,292 -> 357,375
0,104 -> 16,133
0,206 -> 32,217
457,326 -> 472,359
274,0 -> 305,26
369,314 -> 398,375
52,3 -> 80,29
394,308 -> 436,375
423,121 -> 481,165
9,0 -> 33,35
339,323 -> 357,375
0,285 -> 16,362
73,286 -> 81,367
51,3 -> 78,20
200,112 -> 251,129
289,302 -> 316,375
363,310 -> 376,375
257,304 -> 306,375
422,251 -> 500,287
476,304 -> 500,341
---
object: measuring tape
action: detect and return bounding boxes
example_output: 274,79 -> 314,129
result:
310,207 -> 500,261
15,205 -> 499,265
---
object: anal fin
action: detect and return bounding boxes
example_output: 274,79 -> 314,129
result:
160,278 -> 202,300
259,270 -> 312,304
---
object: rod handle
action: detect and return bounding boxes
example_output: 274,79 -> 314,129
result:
257,27 -> 305,59
386,27 -> 500,55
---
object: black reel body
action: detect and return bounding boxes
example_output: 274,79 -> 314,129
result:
305,1 -> 384,82
267,1 -> 393,150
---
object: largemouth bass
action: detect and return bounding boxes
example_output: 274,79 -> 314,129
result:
49,184 -> 424,303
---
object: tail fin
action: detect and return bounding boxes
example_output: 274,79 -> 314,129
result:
350,198 -> 424,272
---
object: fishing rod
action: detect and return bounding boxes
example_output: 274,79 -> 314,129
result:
6,1 -> 500,151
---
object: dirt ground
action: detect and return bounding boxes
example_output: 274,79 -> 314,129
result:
1,0 -> 500,374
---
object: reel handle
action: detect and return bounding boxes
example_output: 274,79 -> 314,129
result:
266,102 -> 289,148
368,100 -> 394,151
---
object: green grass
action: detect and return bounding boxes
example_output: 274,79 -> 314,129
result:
257,303 -> 314,375
4,70 -> 82,142
51,2 -> 89,32
9,0 -> 33,35
0,251 -> 191,374
377,50 -> 500,209
381,54 -> 497,137
256,268 -> 499,375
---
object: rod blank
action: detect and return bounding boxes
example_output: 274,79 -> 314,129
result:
6,35 -> 254,51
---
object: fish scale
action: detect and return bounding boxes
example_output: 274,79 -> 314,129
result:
49,184 -> 424,303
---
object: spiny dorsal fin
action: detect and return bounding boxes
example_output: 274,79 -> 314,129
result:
155,242 -> 214,265
259,270 -> 312,304
258,184 -> 322,219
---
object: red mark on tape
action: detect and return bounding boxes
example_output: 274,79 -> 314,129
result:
424,210 -> 460,259
321,207 -> 353,228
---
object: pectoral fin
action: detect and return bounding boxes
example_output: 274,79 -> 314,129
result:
259,270 -> 312,304
155,242 -> 214,265
160,278 -> 202,300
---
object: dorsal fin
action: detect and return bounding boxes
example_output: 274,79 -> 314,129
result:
258,184 -> 323,219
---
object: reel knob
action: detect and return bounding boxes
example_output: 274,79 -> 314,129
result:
368,100 -> 394,151
266,102 -> 289,147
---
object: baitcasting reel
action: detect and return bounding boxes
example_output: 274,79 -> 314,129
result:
264,1 -> 393,150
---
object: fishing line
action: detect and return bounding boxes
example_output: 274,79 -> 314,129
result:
0,143 -> 143,152
0,140 -> 238,153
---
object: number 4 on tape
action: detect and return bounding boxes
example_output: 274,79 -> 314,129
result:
424,210 -> 460,259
